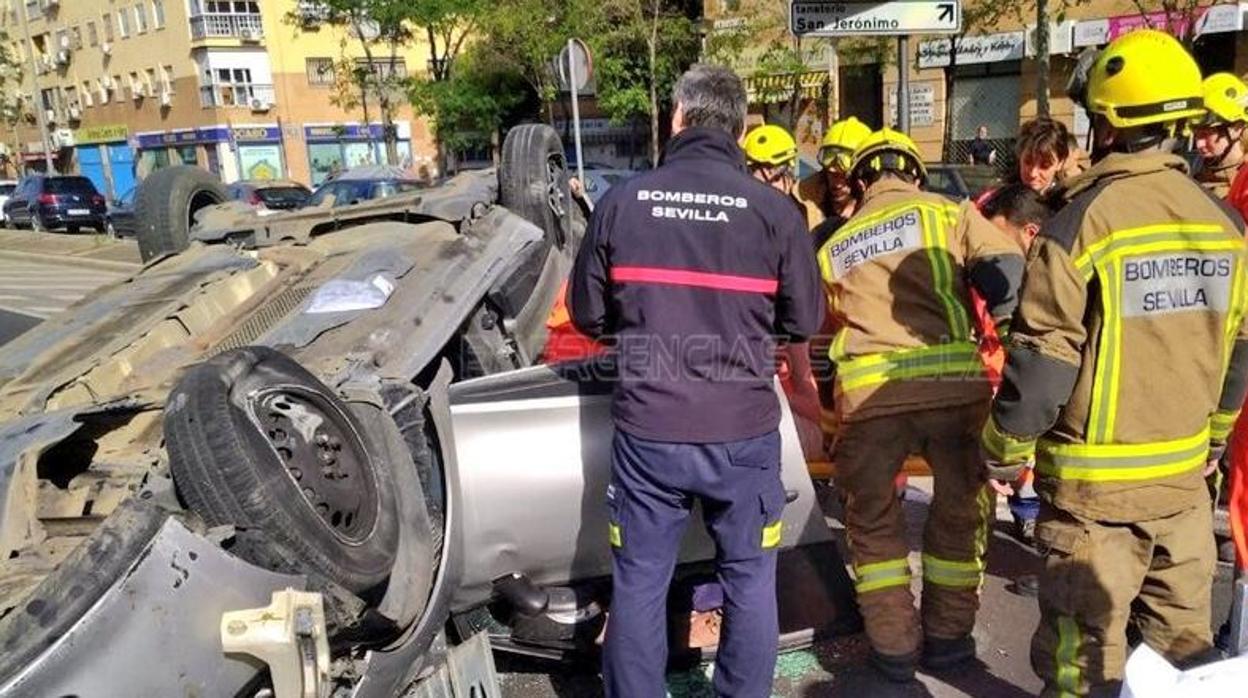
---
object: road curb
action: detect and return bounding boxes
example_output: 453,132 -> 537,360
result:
0,249 -> 140,274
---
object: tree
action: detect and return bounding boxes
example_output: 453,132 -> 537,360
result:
470,0 -> 604,125
0,31 -> 23,175
1129,0 -> 1207,47
290,0 -> 428,165
594,0 -> 699,166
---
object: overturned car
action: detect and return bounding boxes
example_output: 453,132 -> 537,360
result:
0,125 -> 853,697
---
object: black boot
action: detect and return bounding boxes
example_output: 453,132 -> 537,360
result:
868,648 -> 918,683
922,634 -> 976,670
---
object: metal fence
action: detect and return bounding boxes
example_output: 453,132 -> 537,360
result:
943,138 -> 1017,180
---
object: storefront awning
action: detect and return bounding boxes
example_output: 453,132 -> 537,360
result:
744,72 -> 830,105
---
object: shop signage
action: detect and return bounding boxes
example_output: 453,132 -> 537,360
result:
304,123 -> 386,142
888,83 -> 936,127
1025,21 -> 1076,56
790,0 -> 961,36
136,126 -> 231,149
232,125 -> 281,143
1074,4 -> 1244,47
73,124 -> 129,145
918,31 -> 1025,68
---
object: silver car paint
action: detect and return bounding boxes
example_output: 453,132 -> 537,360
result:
0,516 -> 305,697
445,365 -> 833,610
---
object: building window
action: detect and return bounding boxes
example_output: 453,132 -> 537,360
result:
117,9 -> 130,38
151,0 -> 165,29
102,14 -> 114,42
145,67 -> 157,93
134,4 -> 148,33
306,57 -> 334,87
82,80 -> 94,106
71,25 -> 82,49
358,58 -> 407,81
160,64 -> 173,94
201,66 -> 274,108
86,20 -> 98,46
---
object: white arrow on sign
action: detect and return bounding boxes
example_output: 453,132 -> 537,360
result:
791,0 -> 962,37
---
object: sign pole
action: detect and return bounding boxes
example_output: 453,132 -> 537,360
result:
897,35 -> 911,133
567,39 -> 586,188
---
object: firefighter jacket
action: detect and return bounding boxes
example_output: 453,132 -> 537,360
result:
982,151 -> 1248,522
568,127 -> 825,444
816,178 -> 1025,422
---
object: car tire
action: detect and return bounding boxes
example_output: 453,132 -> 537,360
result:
0,498 -> 167,684
165,346 -> 400,593
30,212 -> 45,233
499,124 -> 572,249
67,224 -> 79,235
134,166 -> 226,262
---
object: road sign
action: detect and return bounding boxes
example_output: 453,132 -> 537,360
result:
556,38 -> 593,92
790,0 -> 961,37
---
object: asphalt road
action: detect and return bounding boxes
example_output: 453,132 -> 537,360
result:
498,479 -> 1237,697
0,308 -> 40,347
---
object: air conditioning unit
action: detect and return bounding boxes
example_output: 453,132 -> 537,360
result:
159,91 -> 172,107
68,104 -> 80,120
97,88 -> 109,104
56,50 -> 69,65
101,42 -> 112,56
238,28 -> 259,41
82,91 -> 93,107
249,97 -> 272,112
100,75 -> 114,90
44,108 -> 56,123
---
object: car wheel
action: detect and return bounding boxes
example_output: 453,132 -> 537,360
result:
165,346 -> 400,593
134,166 -> 226,262
499,124 -> 572,249
67,224 -> 79,235
105,220 -> 118,238
30,212 -> 45,232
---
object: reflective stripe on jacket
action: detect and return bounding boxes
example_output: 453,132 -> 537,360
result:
817,178 -> 1024,422
984,151 -> 1248,522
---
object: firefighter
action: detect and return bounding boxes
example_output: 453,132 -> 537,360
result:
1195,72 -> 1248,219
799,116 -> 872,246
979,30 -> 1248,696
570,65 -> 825,698
744,124 -> 799,196
818,127 -> 1024,681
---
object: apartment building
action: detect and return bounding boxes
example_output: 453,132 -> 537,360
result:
1,0 -> 437,197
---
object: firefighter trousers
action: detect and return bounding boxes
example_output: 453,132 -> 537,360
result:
831,402 -> 993,657
1031,499 -> 1215,697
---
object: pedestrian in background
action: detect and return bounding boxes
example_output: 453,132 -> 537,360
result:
569,64 -> 824,698
818,127 -> 1024,682
969,124 -> 997,166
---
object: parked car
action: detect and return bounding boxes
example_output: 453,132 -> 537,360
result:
226,179 -> 312,214
307,166 -> 424,208
0,180 -> 17,225
579,168 -> 636,205
3,175 -> 107,233
105,186 -> 137,238
0,124 -> 853,696
924,163 -> 1000,201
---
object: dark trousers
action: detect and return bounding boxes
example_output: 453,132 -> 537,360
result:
602,429 -> 787,698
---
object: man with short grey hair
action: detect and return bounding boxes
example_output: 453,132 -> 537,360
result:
569,64 -> 824,697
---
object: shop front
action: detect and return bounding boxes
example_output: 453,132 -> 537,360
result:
135,128 -> 217,178
72,124 -> 134,200
304,122 -> 413,186
232,125 -> 285,181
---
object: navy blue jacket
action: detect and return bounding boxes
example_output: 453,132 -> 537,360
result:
569,127 -> 825,443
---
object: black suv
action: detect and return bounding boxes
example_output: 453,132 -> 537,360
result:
4,175 -> 108,233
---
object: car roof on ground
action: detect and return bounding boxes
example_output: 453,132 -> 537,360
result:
234,179 -> 309,189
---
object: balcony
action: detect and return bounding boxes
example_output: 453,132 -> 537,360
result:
199,82 -> 275,109
189,13 -> 264,40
